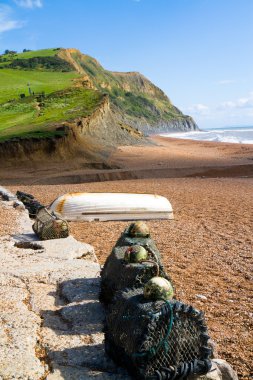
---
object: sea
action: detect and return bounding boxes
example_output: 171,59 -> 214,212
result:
160,126 -> 253,144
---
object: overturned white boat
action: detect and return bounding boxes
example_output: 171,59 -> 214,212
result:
49,193 -> 174,222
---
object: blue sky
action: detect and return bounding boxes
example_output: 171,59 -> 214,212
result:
0,0 -> 253,129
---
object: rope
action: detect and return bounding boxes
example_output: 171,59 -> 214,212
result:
132,301 -> 174,360
140,259 -> 160,277
144,244 -> 160,264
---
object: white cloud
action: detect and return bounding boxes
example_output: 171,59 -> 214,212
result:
0,4 -> 24,33
14,0 -> 43,8
187,103 -> 210,115
217,79 -> 235,85
219,92 -> 253,110
184,93 -> 253,129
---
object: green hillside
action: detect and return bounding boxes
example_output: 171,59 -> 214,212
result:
0,69 -> 79,104
0,48 -> 59,69
0,48 -> 58,64
0,88 -> 103,141
0,47 -> 197,142
0,49 -> 84,141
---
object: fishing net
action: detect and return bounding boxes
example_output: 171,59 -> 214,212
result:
16,190 -> 69,240
100,226 -> 173,304
105,287 -> 212,380
32,207 -> 69,240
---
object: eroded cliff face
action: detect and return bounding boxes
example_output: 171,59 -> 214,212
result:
133,115 -> 198,134
59,48 -> 199,134
0,96 -> 144,166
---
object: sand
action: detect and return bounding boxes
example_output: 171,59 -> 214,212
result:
0,135 -> 253,185
111,135 -> 253,169
3,136 -> 253,378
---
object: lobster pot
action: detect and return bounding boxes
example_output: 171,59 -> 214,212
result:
105,288 -> 212,380
113,224 -> 155,248
100,245 -> 172,305
100,228 -> 173,304
32,207 -> 69,240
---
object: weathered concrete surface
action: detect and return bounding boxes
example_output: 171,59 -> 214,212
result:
12,234 -> 96,261
0,187 -> 129,380
213,359 -> 239,380
0,187 -> 238,380
0,274 -> 45,379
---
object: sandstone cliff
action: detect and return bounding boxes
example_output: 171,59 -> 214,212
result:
59,48 -> 198,134
0,95 -> 143,166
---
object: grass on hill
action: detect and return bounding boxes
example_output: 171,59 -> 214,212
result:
0,49 -> 100,142
0,88 -> 103,141
0,48 -> 58,66
0,69 -> 79,104
12,48 -> 59,59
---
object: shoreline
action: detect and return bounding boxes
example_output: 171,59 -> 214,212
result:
0,135 -> 253,185
156,126 -> 253,145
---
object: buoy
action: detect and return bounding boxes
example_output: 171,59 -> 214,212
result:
144,276 -> 174,301
124,245 -> 148,263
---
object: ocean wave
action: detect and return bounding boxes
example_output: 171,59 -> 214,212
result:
160,128 -> 253,144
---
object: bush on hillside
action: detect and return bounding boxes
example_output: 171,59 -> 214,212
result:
4,50 -> 17,55
8,56 -> 73,72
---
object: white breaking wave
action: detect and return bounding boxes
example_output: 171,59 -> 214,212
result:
160,127 -> 253,144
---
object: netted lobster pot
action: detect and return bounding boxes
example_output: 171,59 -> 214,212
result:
113,224 -> 156,249
105,288 -> 212,380
100,244 -> 172,305
32,207 -> 69,240
100,226 -> 173,304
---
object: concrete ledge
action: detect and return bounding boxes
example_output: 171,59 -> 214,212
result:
0,186 -> 114,379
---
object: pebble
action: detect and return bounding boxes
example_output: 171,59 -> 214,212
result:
196,294 -> 208,300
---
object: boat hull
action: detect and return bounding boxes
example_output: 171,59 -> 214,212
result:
49,193 -> 174,222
